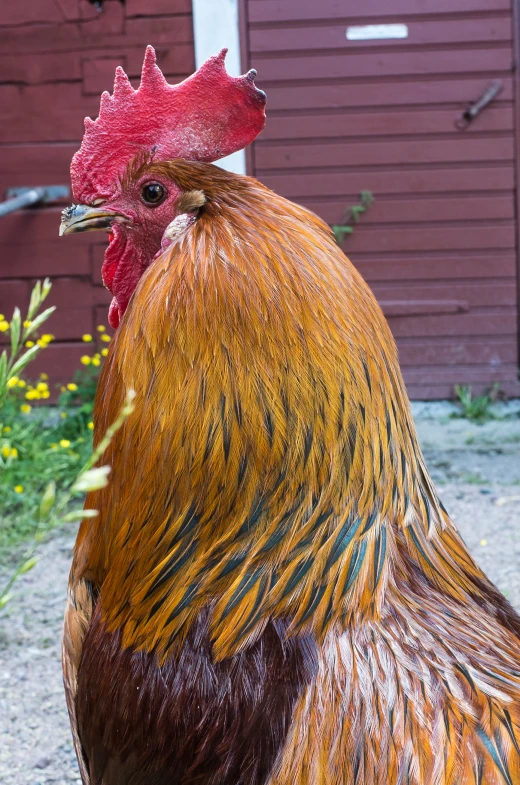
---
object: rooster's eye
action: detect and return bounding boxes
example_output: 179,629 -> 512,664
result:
141,182 -> 166,206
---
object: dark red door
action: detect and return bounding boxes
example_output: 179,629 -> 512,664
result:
245,0 -> 520,399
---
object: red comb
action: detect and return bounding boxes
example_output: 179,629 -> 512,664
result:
70,46 -> 266,201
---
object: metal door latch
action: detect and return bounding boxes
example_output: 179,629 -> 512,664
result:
455,80 -> 503,130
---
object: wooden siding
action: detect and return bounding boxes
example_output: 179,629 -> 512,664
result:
0,0 -> 194,380
245,0 -> 520,399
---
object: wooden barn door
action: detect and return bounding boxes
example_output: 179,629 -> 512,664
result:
245,0 -> 520,399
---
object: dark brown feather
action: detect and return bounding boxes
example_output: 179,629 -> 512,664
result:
76,606 -> 318,785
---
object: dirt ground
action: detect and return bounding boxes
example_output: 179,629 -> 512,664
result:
0,404 -> 519,784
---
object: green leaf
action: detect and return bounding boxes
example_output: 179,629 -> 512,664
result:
0,592 -> 13,609
72,465 -> 111,493
19,557 -> 38,574
332,225 -> 354,244
62,509 -> 99,523
0,350 -> 7,391
9,345 -> 40,378
10,307 -> 21,357
24,306 -> 56,339
350,205 -> 366,222
41,278 -> 52,302
39,481 -> 56,521
27,281 -> 42,321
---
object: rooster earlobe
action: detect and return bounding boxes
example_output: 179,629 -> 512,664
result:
176,189 -> 206,214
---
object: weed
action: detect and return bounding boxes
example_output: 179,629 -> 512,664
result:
332,191 -> 374,245
0,282 -> 134,609
453,383 -> 499,424
463,473 -> 487,485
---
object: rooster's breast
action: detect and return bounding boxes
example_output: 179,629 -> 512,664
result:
75,605 -> 317,785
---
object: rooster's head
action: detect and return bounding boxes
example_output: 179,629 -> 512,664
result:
59,46 -> 266,328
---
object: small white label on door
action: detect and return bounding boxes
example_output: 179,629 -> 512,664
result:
346,24 -> 409,41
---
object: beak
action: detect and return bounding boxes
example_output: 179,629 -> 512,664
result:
59,204 -> 128,236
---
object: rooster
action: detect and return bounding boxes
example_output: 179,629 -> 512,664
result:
60,47 -> 520,785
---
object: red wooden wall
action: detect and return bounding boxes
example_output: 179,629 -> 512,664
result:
0,0 -> 194,380
244,0 -> 520,399
1,0 -> 520,399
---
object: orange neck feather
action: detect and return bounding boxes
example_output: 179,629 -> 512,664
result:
73,162 -> 486,661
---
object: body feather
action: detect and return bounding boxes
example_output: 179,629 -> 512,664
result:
65,161 -> 520,784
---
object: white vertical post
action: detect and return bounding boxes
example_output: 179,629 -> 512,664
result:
192,0 -> 246,175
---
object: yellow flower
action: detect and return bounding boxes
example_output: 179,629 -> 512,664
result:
60,386 -> 66,392
37,382 -> 48,392
101,334 -> 111,343
91,357 -> 101,367
7,376 -> 19,388
3,426 -> 11,433
50,443 -> 58,449
0,314 -> 3,320
20,404 -> 31,414
36,333 -> 54,344
25,340 -> 35,348
1,446 -> 11,458
25,390 -> 37,400
0,320 -> 9,332
80,356 -> 91,366
97,325 -> 106,332
40,373 -> 48,380
17,380 -> 26,388
10,448 -> 18,458
60,412 -> 67,419
67,383 -> 78,391
82,334 -> 93,343
87,421 -> 94,430
14,485 -> 24,494
40,391 -> 50,399
23,320 -> 32,328
101,348 -> 109,357
59,439 -> 71,448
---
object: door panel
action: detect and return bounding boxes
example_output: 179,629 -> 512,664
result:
246,0 -> 520,398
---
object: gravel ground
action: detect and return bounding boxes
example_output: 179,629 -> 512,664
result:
0,405 -> 519,784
